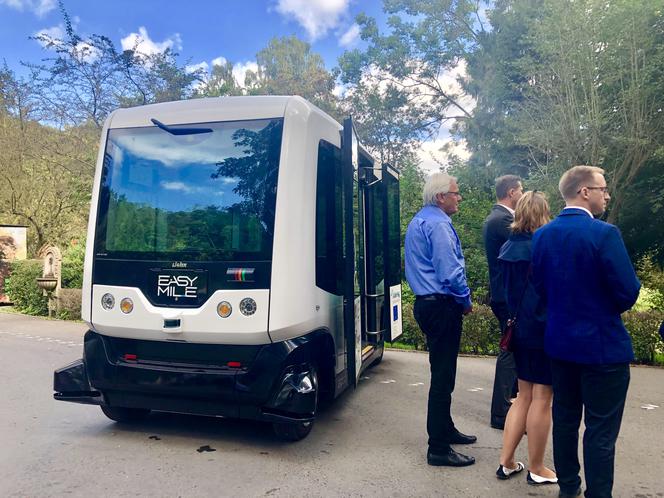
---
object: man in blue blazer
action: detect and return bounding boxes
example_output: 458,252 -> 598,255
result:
532,166 -> 640,498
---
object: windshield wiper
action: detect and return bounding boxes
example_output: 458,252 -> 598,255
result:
151,118 -> 213,136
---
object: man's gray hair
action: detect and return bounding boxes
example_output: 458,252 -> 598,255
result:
423,172 -> 457,206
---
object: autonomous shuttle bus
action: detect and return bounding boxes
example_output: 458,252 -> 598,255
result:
54,96 -> 402,440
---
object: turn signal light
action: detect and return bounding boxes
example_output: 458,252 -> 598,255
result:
217,301 -> 232,318
120,298 -> 134,314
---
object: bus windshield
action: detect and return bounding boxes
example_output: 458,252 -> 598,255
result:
95,118 -> 283,261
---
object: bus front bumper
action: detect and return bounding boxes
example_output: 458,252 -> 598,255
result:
53,330 -> 318,423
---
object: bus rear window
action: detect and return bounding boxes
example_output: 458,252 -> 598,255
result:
95,118 -> 283,261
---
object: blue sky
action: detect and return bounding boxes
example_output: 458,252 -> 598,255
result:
0,0 -> 471,171
0,0 -> 386,78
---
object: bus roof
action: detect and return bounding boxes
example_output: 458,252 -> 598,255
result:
105,96 -> 337,130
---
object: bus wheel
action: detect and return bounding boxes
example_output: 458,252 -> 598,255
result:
101,405 -> 150,423
273,419 -> 315,441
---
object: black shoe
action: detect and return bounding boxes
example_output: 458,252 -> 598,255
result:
449,431 -> 477,444
427,448 -> 475,467
490,421 -> 505,430
558,488 -> 582,497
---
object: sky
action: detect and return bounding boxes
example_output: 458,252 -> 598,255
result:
0,0 -> 468,171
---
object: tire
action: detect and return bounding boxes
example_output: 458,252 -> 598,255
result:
369,344 -> 384,367
273,419 -> 315,441
100,405 -> 150,423
272,364 -> 318,441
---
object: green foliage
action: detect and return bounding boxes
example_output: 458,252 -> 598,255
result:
61,241 -> 85,288
450,171 -> 494,303
623,310 -> 664,364
399,282 -> 427,350
460,304 -> 502,356
636,253 -> 664,310
4,260 -> 48,315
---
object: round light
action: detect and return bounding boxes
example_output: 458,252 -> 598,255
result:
120,298 -> 134,314
217,301 -> 232,318
239,297 -> 257,316
101,293 -> 115,310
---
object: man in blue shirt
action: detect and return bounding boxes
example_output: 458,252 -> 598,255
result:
405,172 -> 476,467
532,165 -> 640,498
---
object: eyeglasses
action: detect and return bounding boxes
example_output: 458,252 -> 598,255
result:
577,186 -> 609,194
445,191 -> 462,197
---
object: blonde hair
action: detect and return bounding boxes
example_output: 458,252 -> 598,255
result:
423,172 -> 457,206
511,191 -> 550,234
558,165 -> 605,200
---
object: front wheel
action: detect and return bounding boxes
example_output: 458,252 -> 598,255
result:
100,405 -> 150,423
273,419 -> 315,441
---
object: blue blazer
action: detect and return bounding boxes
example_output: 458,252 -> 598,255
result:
532,208 -> 641,364
498,233 -> 546,350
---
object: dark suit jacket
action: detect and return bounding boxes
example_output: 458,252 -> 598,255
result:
532,208 -> 641,364
483,204 -> 513,304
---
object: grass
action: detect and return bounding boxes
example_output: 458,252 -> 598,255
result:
386,341 -> 419,351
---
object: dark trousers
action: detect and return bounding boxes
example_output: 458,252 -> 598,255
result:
551,359 -> 630,498
413,295 -> 463,452
489,301 -> 517,426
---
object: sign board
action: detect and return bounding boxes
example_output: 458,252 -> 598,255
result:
0,225 -> 28,304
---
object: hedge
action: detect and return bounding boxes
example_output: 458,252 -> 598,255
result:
396,298 -> 664,365
4,260 -> 48,316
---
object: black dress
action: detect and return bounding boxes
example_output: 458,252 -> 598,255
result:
498,232 -> 552,385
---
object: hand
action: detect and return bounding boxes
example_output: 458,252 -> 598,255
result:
463,305 -> 473,315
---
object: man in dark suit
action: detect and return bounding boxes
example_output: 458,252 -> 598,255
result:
483,174 -> 523,430
532,165 -> 641,498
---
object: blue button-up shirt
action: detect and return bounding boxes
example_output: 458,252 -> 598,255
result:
405,205 -> 471,308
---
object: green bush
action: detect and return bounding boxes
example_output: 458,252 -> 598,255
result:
460,304 -> 501,355
4,260 -> 48,316
394,283 -> 501,354
623,310 -> 664,364
399,283 -> 427,350
61,241 -> 85,288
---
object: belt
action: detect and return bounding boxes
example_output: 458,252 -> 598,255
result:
416,293 -> 456,302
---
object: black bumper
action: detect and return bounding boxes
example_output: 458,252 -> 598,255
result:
54,330 -> 321,423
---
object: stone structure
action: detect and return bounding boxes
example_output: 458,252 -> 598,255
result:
36,245 -> 62,317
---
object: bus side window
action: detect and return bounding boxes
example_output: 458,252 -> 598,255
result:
315,140 -> 344,296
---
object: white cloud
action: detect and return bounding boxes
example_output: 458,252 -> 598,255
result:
186,61 -> 209,75
33,24 -> 64,47
339,24 -> 360,47
232,61 -> 259,87
417,133 -> 470,174
161,181 -> 194,194
121,27 -> 182,57
275,0 -> 350,40
0,0 -> 56,17
211,56 -> 227,67
332,83 -> 347,98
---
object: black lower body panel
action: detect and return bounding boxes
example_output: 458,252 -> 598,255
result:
54,330 -> 325,423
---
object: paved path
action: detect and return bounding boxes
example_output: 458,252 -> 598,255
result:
0,312 -> 662,497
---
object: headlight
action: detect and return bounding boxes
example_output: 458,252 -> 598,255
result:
120,298 -> 133,314
101,293 -> 115,310
239,297 -> 257,316
217,301 -> 232,318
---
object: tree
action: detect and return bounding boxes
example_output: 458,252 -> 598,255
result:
246,36 -> 338,115
193,60 -> 243,98
467,0 -> 664,227
27,2 -> 200,128
338,2 -> 485,164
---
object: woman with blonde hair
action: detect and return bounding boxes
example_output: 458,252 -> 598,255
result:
495,191 -> 557,486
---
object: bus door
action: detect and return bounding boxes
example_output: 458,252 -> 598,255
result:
342,118 -> 402,388
359,158 -> 403,359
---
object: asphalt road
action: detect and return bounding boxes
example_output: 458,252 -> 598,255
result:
1,312 -> 663,498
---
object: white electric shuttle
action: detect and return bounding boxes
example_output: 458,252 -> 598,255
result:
54,96 -> 402,440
